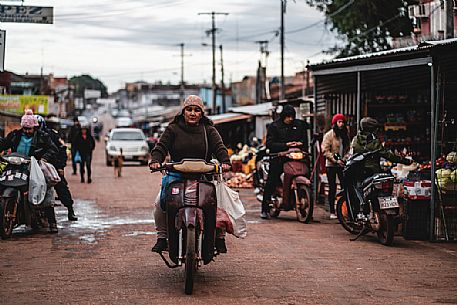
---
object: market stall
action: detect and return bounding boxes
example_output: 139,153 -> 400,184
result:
310,38 -> 457,241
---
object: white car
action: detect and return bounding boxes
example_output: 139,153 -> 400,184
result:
105,128 -> 149,166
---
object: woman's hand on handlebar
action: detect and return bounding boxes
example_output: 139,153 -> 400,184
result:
149,160 -> 161,171
221,163 -> 231,172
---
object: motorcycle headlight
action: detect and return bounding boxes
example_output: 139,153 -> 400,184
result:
288,152 -> 304,160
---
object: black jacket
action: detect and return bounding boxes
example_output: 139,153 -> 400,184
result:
0,129 -> 58,161
74,132 -> 95,156
266,119 -> 310,153
46,128 -> 68,170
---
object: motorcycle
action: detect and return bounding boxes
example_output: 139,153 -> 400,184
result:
0,153 -> 45,239
335,150 -> 400,246
254,147 -> 313,223
151,159 -> 222,295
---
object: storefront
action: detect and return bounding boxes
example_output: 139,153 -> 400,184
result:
310,39 -> 457,241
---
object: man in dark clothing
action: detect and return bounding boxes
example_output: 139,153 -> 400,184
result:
68,117 -> 81,175
261,105 -> 310,219
44,116 -> 78,221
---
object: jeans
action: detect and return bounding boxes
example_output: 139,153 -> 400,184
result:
326,166 -> 343,214
71,147 -> 78,174
80,154 -> 92,180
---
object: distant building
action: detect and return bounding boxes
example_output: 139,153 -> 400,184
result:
199,85 -> 232,114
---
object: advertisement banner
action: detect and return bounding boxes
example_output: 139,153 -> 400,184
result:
0,95 -> 48,115
0,5 -> 53,24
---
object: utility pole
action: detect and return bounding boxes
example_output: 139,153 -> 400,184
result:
219,44 -> 226,113
280,0 -> 286,103
445,0 -> 455,39
199,11 -> 229,114
255,40 -> 270,104
179,43 -> 185,103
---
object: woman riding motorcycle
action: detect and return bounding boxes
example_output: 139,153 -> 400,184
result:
149,95 -> 231,253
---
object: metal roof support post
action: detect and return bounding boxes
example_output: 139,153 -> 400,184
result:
430,61 -> 436,241
356,71 -> 361,130
312,75 -> 319,205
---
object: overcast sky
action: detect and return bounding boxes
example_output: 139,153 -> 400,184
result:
2,0 -> 338,92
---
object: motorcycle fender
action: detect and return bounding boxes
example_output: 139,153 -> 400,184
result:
1,187 -> 18,198
295,176 -> 311,186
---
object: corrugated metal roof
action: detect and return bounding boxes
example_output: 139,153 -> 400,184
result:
208,113 -> 252,125
311,38 -> 457,70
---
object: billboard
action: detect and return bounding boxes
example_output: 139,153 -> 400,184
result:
0,5 -> 53,24
0,95 -> 48,115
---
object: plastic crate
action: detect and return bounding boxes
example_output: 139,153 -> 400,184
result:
403,199 -> 430,240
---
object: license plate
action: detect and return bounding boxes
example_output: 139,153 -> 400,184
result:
379,196 -> 399,209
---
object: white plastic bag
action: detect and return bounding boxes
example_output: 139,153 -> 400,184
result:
39,161 -> 61,186
214,179 -> 247,238
28,156 -> 47,205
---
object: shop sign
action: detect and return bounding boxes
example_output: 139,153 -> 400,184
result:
0,95 -> 49,115
0,5 -> 53,24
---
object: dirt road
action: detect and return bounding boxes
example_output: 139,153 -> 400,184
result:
1,117 -> 456,305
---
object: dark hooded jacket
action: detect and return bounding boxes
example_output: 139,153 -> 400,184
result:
151,115 -> 230,164
0,128 -> 58,161
266,105 -> 310,153
351,131 -> 412,174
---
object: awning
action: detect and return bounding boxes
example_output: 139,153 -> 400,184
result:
229,102 -> 273,116
208,113 -> 252,125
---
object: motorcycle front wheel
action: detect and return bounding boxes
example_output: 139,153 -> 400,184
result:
295,185 -> 313,223
376,213 -> 395,246
0,197 -> 17,240
336,197 -> 362,235
184,227 -> 197,295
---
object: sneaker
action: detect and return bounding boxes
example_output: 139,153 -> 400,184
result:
215,238 -> 227,254
329,213 -> 338,220
151,238 -> 168,253
260,211 -> 269,219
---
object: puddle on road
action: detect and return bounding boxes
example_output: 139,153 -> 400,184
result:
54,199 -> 155,245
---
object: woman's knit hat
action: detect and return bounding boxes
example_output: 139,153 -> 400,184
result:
332,113 -> 346,125
183,95 -> 205,112
21,109 -> 39,128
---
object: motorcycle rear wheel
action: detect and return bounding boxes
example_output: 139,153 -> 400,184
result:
295,185 -> 313,223
0,197 -> 17,240
184,227 -> 196,295
336,197 -> 362,235
377,213 -> 395,246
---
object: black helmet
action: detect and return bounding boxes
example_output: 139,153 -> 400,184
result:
360,117 -> 380,132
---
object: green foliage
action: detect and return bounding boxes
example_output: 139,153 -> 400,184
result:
69,74 -> 108,98
306,0 -> 415,57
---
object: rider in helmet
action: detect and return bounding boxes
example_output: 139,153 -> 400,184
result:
351,117 -> 413,175
351,117 -> 414,217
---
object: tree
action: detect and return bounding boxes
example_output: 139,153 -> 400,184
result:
69,74 -> 108,98
306,0 -> 415,57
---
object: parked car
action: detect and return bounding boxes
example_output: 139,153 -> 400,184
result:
105,128 -> 149,166
115,117 -> 133,128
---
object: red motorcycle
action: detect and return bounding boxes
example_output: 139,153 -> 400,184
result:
255,148 -> 313,223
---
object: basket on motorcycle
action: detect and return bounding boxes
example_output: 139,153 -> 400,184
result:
168,159 -> 217,174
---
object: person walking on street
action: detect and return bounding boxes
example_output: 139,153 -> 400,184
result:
41,115 -> 78,221
321,114 -> 350,220
74,125 -> 95,183
261,105 -> 310,219
69,117 -> 81,175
